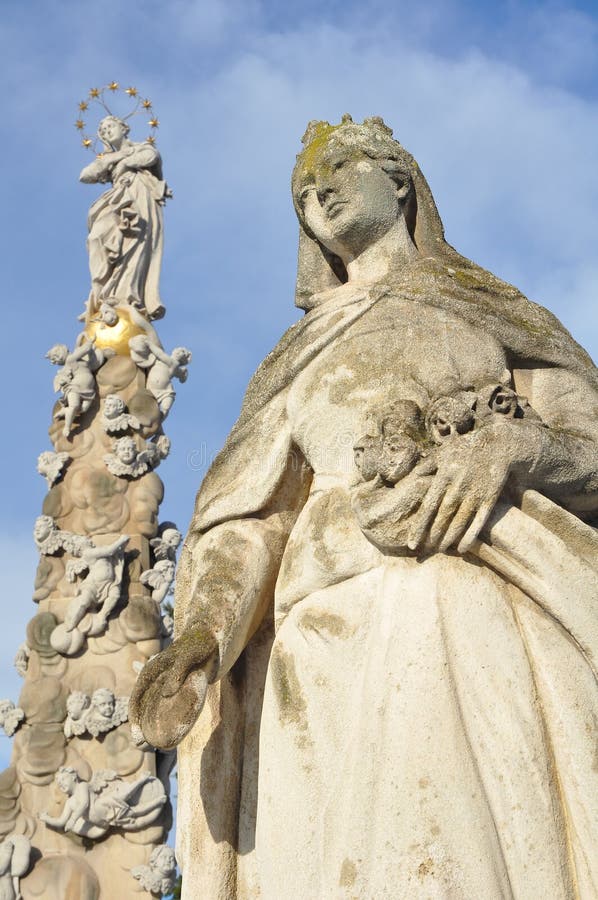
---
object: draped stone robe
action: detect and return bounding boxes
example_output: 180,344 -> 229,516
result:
175,258 -> 598,900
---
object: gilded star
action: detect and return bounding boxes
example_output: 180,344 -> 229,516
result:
82,138 -> 93,148
89,87 -> 100,98
141,98 -> 152,109
148,117 -> 159,128
125,86 -> 138,96
75,119 -> 85,130
108,81 -> 119,91
146,135 -> 156,145
79,101 -> 89,111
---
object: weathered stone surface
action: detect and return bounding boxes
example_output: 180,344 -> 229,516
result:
131,116 -> 598,899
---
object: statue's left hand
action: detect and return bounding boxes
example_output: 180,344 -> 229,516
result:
406,420 -> 531,555
129,627 -> 218,750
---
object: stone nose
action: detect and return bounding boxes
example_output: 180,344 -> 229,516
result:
316,184 -> 335,206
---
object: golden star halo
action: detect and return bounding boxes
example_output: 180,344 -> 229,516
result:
76,82 -> 160,151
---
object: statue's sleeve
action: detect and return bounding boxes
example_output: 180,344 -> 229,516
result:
174,424 -> 311,680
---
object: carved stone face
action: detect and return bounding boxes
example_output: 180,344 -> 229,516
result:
56,769 -> 77,795
104,395 -> 125,418
378,434 -> 420,485
115,439 -> 137,464
94,695 -> 114,718
33,516 -> 53,543
295,144 -> 403,260
154,846 -> 176,871
67,692 -> 89,719
98,116 -> 128,150
354,434 -> 383,482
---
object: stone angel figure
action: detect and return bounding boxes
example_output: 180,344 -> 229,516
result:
104,435 -> 170,478
0,834 -> 31,900
140,559 -> 175,605
46,337 -> 113,438
150,523 -> 182,562
49,534 -> 129,656
33,515 -> 92,557
84,689 -> 129,738
80,115 -> 171,322
101,394 -> 141,434
0,701 -> 25,738
131,845 -> 177,897
40,767 -> 167,840
36,450 -> 69,487
129,335 -> 191,417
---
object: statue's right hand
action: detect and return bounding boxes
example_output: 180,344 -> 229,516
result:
129,628 -> 217,751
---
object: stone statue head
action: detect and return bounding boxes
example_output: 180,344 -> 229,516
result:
291,115 -> 467,308
150,844 -> 176,872
114,437 -> 137,465
99,302 -> 119,326
33,515 -> 54,544
46,344 -> 69,365
91,688 -> 115,719
98,116 -> 130,151
66,691 -> 90,720
425,394 -> 476,445
292,115 -> 416,256
171,347 -> 192,365
161,527 -> 182,550
56,766 -> 79,795
0,700 -> 13,723
104,395 -> 126,419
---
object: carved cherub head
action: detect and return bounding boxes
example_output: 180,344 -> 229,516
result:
33,514 -> 55,545
377,401 -> 423,485
98,302 -> 119,326
66,691 -> 90,721
355,400 -> 424,485
150,844 -> 176,873
0,700 -> 13,723
46,344 -> 69,365
114,437 -> 137,465
104,395 -> 126,419
425,394 -> 476,445
56,766 -> 79,795
171,347 -> 192,366
91,689 -> 115,720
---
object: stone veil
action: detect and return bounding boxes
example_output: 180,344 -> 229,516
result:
131,116 -> 598,899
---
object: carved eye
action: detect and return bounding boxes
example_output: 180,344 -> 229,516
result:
298,186 -> 312,206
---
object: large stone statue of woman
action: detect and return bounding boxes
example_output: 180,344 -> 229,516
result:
131,116 -> 598,899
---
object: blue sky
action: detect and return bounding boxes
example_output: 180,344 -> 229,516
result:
1,0 -> 597,764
